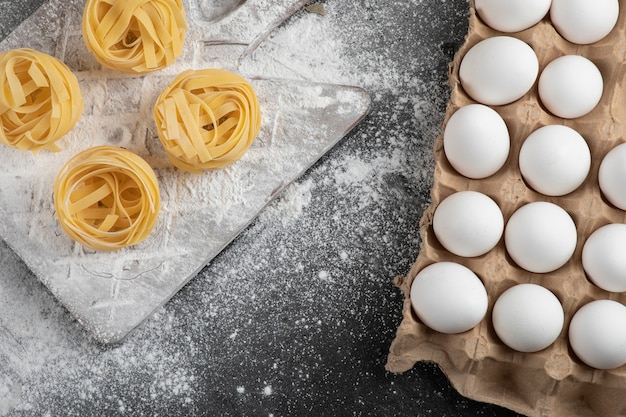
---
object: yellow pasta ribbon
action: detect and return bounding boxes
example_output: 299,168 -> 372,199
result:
54,146 -> 161,251
0,48 -> 83,152
153,69 -> 262,173
82,0 -> 187,74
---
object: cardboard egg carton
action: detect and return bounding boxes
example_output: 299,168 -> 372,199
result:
386,2 -> 626,416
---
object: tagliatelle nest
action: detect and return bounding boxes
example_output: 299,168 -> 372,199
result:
0,48 -> 84,152
82,0 -> 187,74
153,68 -> 262,173
53,146 -> 161,251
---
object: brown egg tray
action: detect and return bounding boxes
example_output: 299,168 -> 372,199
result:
386,2 -> 626,416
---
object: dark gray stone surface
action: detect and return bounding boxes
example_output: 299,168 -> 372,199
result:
0,1 -> 526,416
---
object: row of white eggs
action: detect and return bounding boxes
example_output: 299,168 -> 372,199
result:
411,262 -> 626,370
434,190 -> 626,288
460,36 -> 603,117
444,103 -> 626,205
411,0 -> 624,370
476,0 -> 618,45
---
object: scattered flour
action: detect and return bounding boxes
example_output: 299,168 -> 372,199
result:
260,179 -> 314,226
0,0 -> 478,416
318,270 -> 331,281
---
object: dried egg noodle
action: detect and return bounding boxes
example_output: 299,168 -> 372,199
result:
154,69 -> 262,173
82,0 -> 187,73
0,48 -> 83,152
53,146 -> 161,251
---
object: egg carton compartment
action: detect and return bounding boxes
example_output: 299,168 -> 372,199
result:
0,0 -> 370,343
387,2 -> 626,417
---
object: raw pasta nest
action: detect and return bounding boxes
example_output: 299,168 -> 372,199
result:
53,146 -> 161,251
82,0 -> 187,74
0,48 -> 83,152
154,68 -> 262,173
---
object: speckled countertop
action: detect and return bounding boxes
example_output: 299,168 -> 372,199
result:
0,1 -> 525,416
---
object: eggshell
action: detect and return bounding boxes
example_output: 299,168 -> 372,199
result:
492,284 -> 564,353
433,191 -> 504,257
504,201 -> 577,273
599,143 -> 626,210
550,0 -> 619,45
519,125 -> 591,196
459,36 -> 539,106
569,300 -> 626,369
538,55 -> 603,119
410,262 -> 488,334
475,0 -> 551,32
443,104 -> 510,179
582,224 -> 626,292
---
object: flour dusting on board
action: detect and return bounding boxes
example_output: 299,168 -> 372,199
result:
0,0 -> 369,344
0,0 -> 469,415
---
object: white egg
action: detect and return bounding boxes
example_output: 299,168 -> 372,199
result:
504,202 -> 577,273
433,191 -> 504,257
410,262 -> 488,334
599,143 -> 626,211
538,55 -> 603,119
569,300 -> 626,369
459,36 -> 539,106
519,125 -> 591,196
443,104 -> 510,179
475,0 -> 551,32
492,284 -> 564,353
550,0 -> 619,45
583,224 -> 626,292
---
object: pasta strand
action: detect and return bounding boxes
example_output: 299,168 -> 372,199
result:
82,0 -> 187,74
0,48 -> 83,152
54,146 -> 161,251
153,69 -> 262,173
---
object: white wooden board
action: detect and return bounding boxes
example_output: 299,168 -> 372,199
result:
0,0 -> 370,343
